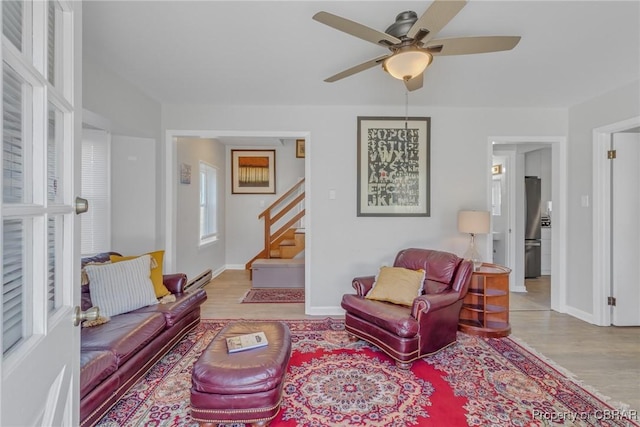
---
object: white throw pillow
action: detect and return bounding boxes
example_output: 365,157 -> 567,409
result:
84,255 -> 158,317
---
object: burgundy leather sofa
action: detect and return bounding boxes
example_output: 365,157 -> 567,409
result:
80,253 -> 207,427
341,248 -> 473,369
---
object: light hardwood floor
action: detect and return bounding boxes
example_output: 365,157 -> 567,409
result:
199,270 -> 640,412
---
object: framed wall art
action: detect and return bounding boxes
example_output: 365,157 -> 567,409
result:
231,149 -> 276,194
357,116 -> 431,217
180,163 -> 191,184
296,139 -> 305,158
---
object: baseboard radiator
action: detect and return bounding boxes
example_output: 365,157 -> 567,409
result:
186,269 -> 212,290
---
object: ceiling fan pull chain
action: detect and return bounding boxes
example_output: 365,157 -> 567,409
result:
405,90 -> 409,130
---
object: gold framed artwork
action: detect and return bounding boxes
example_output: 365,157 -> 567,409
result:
231,149 -> 276,194
296,139 -> 305,158
357,116 -> 431,217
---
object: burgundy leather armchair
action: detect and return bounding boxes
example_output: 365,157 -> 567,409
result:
341,248 -> 473,369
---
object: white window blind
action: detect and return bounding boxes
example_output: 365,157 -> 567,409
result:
2,63 -> 28,204
81,130 -> 111,255
2,60 -> 30,355
2,219 -> 24,354
47,1 -> 55,85
47,217 -> 57,312
2,0 -> 23,52
199,162 -> 217,244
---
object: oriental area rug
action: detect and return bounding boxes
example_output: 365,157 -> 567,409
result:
241,288 -> 305,303
96,319 -> 638,427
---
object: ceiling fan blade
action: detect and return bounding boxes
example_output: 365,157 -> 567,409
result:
426,36 -> 521,56
313,11 -> 401,47
324,55 -> 391,82
404,74 -> 424,92
407,0 -> 467,43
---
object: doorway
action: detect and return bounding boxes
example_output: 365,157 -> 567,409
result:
488,136 -> 567,313
592,116 -> 640,326
164,130 -> 313,313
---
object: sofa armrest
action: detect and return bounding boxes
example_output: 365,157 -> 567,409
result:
352,276 -> 375,296
163,273 -> 188,295
411,291 -> 460,318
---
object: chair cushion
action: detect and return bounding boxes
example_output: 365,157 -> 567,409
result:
81,311 -> 166,365
366,266 -> 425,306
341,294 -> 418,338
80,350 -> 118,399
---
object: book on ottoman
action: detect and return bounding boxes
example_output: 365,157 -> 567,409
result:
226,331 -> 269,353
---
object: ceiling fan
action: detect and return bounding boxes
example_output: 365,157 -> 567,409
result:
312,0 -> 521,91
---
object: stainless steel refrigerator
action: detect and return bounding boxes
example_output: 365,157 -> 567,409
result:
525,176 -> 542,278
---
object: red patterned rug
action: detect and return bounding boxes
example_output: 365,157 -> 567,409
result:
241,288 -> 304,303
96,319 -> 638,427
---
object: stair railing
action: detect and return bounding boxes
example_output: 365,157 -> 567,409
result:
245,178 -> 305,269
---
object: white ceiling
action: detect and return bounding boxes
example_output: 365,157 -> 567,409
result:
83,0 -> 640,109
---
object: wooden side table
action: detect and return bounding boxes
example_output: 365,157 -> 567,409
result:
458,262 -> 511,338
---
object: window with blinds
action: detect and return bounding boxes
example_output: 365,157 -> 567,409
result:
81,131 -> 111,255
2,0 -> 72,359
2,219 -> 24,354
199,162 -> 218,245
47,217 -> 58,313
2,62 -> 30,354
47,1 -> 55,85
48,103 -> 63,203
2,1 -> 23,52
3,63 -> 31,204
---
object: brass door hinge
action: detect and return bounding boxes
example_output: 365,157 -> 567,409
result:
607,149 -> 617,159
607,296 -> 617,306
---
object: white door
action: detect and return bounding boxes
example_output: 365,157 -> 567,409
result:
1,2 -> 80,426
611,133 -> 640,326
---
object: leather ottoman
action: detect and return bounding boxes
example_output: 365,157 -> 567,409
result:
190,321 -> 291,426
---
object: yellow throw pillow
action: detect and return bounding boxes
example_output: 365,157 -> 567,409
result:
110,250 -> 170,298
365,266 -> 425,306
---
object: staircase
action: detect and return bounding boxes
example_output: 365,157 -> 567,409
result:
246,179 -> 306,277
268,227 -> 305,259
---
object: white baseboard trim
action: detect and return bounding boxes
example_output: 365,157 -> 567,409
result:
225,264 -> 247,270
565,305 -> 595,325
305,305 -> 345,316
211,265 -> 225,279
510,285 -> 528,293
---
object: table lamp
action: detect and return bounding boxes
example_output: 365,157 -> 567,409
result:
458,210 -> 491,271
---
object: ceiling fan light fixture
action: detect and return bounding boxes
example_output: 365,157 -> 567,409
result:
383,49 -> 432,81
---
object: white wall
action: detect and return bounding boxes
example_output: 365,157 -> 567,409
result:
82,54 -> 161,140
82,55 -> 165,249
567,80 -> 640,318
111,136 -> 157,255
226,140 -> 305,266
162,104 -> 567,310
176,138 -> 226,281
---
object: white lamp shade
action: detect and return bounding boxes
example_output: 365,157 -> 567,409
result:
458,210 -> 490,234
383,50 -> 432,80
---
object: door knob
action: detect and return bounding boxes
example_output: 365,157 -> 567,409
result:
75,197 -> 89,214
73,306 -> 100,327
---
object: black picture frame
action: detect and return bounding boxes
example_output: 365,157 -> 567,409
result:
357,116 -> 431,217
